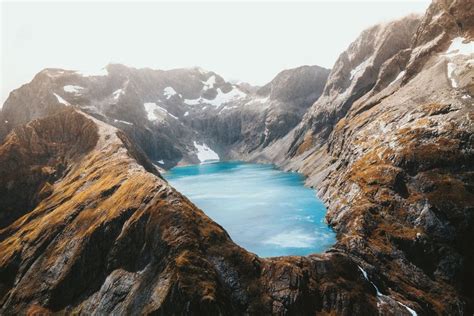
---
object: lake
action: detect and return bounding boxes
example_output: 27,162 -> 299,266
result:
165,161 -> 336,257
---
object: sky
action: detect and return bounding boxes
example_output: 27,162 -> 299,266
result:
1,0 -> 430,105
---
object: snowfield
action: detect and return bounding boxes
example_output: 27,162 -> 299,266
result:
144,102 -> 178,120
54,93 -> 70,106
443,37 -> 473,88
63,85 -> 84,94
184,87 -> 246,107
163,87 -> 177,99
193,141 -> 219,163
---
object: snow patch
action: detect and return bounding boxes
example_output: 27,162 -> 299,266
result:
255,96 -> 269,104
113,89 -> 124,100
63,85 -> 84,94
158,106 -> 178,119
184,111 -> 189,117
219,105 -> 238,113
144,102 -> 177,120
461,94 -> 471,99
183,98 -> 202,106
158,160 -> 164,164
444,37 -> 473,57
447,62 -> 458,88
54,93 -> 70,106
350,58 -> 371,80
442,37 -> 473,89
184,87 -> 246,107
114,119 -> 133,125
202,75 -> 216,90
163,87 -> 177,99
144,102 -> 160,121
388,70 -> 406,86
193,141 -> 219,163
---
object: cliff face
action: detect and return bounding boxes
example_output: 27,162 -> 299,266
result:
260,0 -> 473,313
0,109 -> 378,315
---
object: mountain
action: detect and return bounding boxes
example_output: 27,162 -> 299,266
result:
0,64 -> 330,168
0,0 -> 473,314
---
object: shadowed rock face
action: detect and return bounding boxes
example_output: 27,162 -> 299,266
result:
0,109 -> 377,315
0,0 -> 473,314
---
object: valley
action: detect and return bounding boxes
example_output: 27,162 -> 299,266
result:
0,0 -> 473,314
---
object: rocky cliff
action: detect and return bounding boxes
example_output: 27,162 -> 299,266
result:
258,0 -> 473,313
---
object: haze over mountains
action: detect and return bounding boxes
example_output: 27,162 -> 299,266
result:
0,0 -> 473,314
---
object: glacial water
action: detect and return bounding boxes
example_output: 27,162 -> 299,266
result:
165,162 -> 336,257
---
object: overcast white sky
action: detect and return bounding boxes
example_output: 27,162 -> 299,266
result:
1,1 -> 430,105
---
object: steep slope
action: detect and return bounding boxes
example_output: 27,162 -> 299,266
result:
258,0 -> 473,313
0,108 -> 379,315
0,109 -> 99,228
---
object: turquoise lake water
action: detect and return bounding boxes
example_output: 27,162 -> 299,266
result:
165,161 -> 336,257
